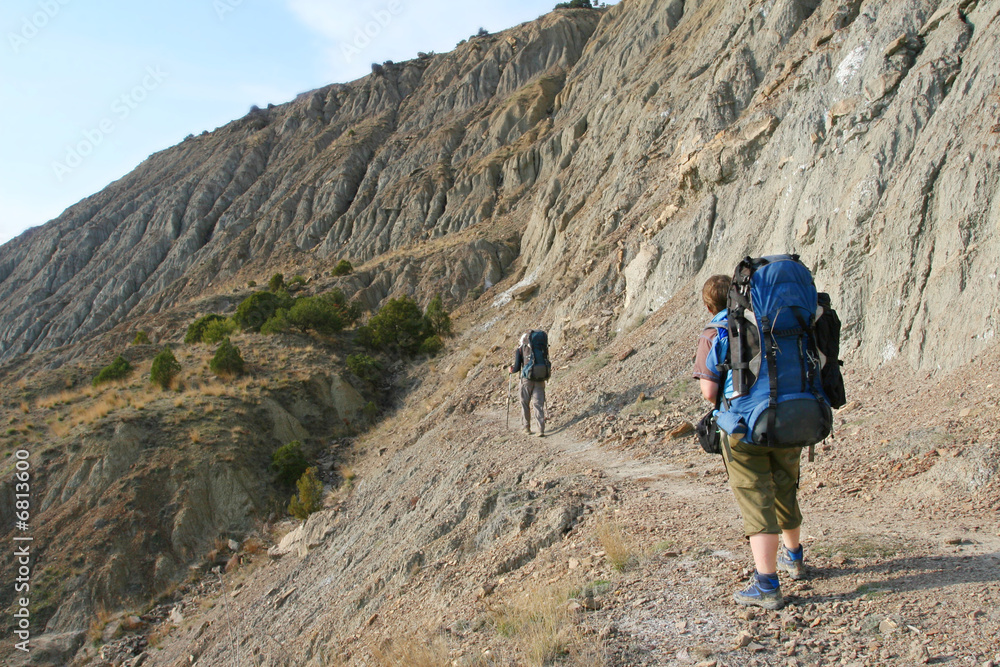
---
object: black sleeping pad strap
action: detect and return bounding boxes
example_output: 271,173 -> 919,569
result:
792,310 -> 825,404
761,314 -> 778,445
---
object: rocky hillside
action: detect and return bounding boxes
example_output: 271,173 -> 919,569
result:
1,0 -> 999,665
3,0 -> 998,373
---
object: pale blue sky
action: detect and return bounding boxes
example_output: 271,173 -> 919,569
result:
0,0 -> 613,246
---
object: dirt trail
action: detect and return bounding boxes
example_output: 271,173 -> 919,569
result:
495,401 -> 1000,666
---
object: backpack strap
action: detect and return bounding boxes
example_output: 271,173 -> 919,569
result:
759,313 -> 779,445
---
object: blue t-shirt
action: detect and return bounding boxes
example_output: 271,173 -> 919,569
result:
705,310 -> 734,400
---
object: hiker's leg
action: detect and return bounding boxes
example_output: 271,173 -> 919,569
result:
520,379 -> 532,429
749,532 -> 780,574
723,437 -> 779,539
772,447 -> 803,544
781,526 -> 801,551
533,382 -> 545,433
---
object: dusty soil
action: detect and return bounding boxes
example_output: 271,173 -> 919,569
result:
81,329 -> 999,667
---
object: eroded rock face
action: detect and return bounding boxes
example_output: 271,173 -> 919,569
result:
1,1 -> 998,373
0,11 -> 600,362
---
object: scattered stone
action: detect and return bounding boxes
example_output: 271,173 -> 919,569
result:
169,606 -> 184,625
829,97 -> 859,124
274,587 -> 296,610
690,645 -> 713,660
736,630 -> 754,648
512,283 -> 538,301
670,422 -> 696,438
883,34 -> 912,58
225,554 -> 240,573
617,348 -> 636,362
879,618 -> 899,634
908,641 -> 931,664
813,29 -> 834,48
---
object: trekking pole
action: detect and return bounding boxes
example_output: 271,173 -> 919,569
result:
506,372 -> 512,429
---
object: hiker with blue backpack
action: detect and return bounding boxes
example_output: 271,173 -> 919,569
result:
509,330 -> 552,437
696,256 -> 845,611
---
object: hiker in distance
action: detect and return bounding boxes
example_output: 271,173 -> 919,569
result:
696,257 -> 841,611
509,329 -> 552,437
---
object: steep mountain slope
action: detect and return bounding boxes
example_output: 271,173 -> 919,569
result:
1,0 -> 999,665
2,0 -> 998,374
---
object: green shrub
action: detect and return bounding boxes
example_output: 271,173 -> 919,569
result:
272,441 -> 308,487
332,260 -> 353,276
288,467 -> 324,520
362,401 -> 378,421
418,335 -> 444,356
202,318 -> 236,343
364,297 -> 429,355
259,308 -> 291,335
184,314 -> 225,344
210,339 -> 245,378
289,275 -> 306,287
555,0 -> 592,7
424,295 -> 452,337
268,273 -> 285,292
150,348 -> 181,389
132,331 -> 151,345
346,354 -> 383,384
234,291 -> 290,331
286,294 -> 345,335
93,356 -> 132,387
247,280 -> 257,288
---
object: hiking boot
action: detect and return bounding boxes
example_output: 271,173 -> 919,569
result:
777,544 -> 806,580
733,572 -> 783,610
536,430 -> 544,438
523,427 -> 532,435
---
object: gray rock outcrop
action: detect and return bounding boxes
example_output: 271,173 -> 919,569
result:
3,1 -> 996,372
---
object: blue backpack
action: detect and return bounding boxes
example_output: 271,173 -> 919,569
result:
521,330 -> 551,381
716,255 -> 833,448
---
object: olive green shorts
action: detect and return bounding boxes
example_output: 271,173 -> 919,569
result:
721,433 -> 803,537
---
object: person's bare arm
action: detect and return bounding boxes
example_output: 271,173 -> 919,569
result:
700,377 -> 718,403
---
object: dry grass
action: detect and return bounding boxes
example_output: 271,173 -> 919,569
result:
19,401 -> 30,414
596,521 -> 638,572
146,624 -> 170,649
51,419 -> 73,438
243,537 -> 265,556
87,603 -> 112,644
201,383 -> 226,397
453,345 -> 487,382
189,429 -> 201,444
490,581 -> 604,667
36,386 -> 95,409
369,634 -> 451,667
68,391 -> 126,428
49,386 -> 164,433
